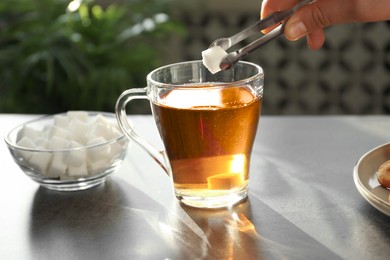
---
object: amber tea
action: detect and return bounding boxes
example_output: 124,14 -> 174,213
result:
152,85 -> 261,200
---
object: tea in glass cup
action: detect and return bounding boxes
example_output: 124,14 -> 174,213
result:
116,60 -> 263,208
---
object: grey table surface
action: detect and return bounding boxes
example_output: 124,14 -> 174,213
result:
1,114 -> 389,260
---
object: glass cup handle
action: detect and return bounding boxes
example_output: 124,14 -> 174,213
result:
115,88 -> 169,175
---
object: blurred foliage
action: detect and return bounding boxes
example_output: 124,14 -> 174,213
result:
0,0 -> 185,113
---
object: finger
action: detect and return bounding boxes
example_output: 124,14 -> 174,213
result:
260,0 -> 298,19
260,0 -> 299,34
306,29 -> 326,50
354,0 -> 390,22
284,0 -> 355,41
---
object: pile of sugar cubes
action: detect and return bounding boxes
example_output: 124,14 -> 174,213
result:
201,46 -> 228,74
15,111 -> 126,179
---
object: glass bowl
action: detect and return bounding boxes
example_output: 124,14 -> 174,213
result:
4,111 -> 129,191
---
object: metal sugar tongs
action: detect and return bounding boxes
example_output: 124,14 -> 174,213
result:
210,0 -> 313,70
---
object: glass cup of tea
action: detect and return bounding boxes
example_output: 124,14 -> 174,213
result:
115,60 -> 263,208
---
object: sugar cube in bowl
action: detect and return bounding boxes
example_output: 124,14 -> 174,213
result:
4,111 -> 130,191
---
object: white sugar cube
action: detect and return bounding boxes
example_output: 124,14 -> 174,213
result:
87,137 -> 110,161
89,122 -> 113,140
17,136 -> 36,149
86,137 -> 111,175
68,163 -> 88,176
34,137 -> 49,149
202,46 -> 228,74
87,159 -> 108,174
48,136 -> 69,149
67,111 -> 88,123
64,141 -> 86,167
108,141 -> 127,162
29,152 -> 53,174
109,125 -> 123,139
93,114 -> 111,126
89,114 -> 123,140
46,125 -> 70,139
41,125 -> 51,138
87,136 -> 107,146
16,137 -> 36,160
47,153 -> 67,176
54,115 -> 69,128
17,125 -> 40,142
68,118 -> 89,145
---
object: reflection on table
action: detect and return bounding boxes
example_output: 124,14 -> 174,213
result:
1,114 -> 389,259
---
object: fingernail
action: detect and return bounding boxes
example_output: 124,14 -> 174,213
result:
287,21 -> 307,40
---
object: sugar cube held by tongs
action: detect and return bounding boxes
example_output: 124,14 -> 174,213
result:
202,0 -> 313,73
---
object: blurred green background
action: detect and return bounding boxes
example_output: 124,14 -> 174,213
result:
0,0 -> 184,114
2,0 -> 390,115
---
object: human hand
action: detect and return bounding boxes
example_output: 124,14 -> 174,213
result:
261,0 -> 390,50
